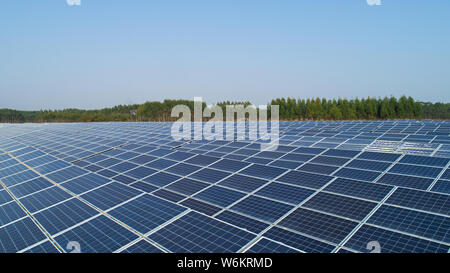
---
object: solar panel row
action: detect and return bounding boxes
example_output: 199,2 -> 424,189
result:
0,120 -> 449,253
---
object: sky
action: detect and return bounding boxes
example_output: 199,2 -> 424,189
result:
1,0 -> 449,110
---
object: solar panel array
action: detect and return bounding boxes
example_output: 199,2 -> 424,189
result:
0,120 -> 449,253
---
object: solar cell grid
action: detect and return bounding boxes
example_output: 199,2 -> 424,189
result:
246,238 -> 299,253
345,225 -> 449,253
377,173 -> 433,190
278,208 -> 358,244
1,121 -> 450,253
367,205 -> 450,243
277,170 -> 333,189
231,195 -> 293,223
148,211 -> 256,253
108,194 -> 187,234
180,198 -> 222,216
255,182 -> 315,205
54,215 -> 138,253
194,186 -> 246,207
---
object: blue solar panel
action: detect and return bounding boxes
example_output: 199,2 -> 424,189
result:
121,239 -> 164,253
149,211 -> 256,253
263,226 -> 335,253
278,208 -> 358,244
334,168 -> 380,182
124,166 -> 156,179
108,194 -> 187,234
185,155 -> 220,166
269,160 -> 303,169
0,190 -> 13,205
357,151 -> 401,162
255,182 -> 315,205
143,172 -> 181,187
166,178 -> 209,196
165,163 -> 201,176
440,169 -> 450,180
9,177 -> 54,198
346,159 -> 391,172
80,182 -> 141,210
34,198 -> 98,235
231,196 -> 293,223
209,159 -> 250,172
46,166 -> 88,183
345,225 -> 449,253
2,121 -> 450,253
311,156 -> 350,166
181,193 -> 222,213
239,164 -> 287,180
400,155 -> 449,167
386,188 -> 450,216
152,189 -> 185,203
0,217 -> 47,253
367,205 -> 450,243
389,163 -> 442,178
145,158 -> 177,170
60,173 -> 110,195
24,240 -> 60,253
2,170 -> 39,187
54,215 -> 138,253
277,170 -> 333,189
19,186 -> 72,213
129,181 -> 158,193
218,174 -> 268,192
188,168 -> 231,183
109,162 -> 139,173
246,238 -> 299,253
280,153 -> 314,162
324,178 -> 393,201
194,186 -> 245,207
215,210 -> 269,234
323,149 -> 360,158
0,201 -> 27,226
303,192 -> 377,221
298,163 -> 338,175
431,180 -> 450,194
377,173 -> 433,190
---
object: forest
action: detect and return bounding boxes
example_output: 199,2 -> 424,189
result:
0,96 -> 449,123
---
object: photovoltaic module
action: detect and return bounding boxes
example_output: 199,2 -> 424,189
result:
0,121 -> 449,253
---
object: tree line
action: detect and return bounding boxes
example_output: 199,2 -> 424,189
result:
1,96 -> 449,123
269,96 -> 437,120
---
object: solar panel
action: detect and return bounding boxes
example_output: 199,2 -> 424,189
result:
246,238 -> 299,253
0,217 -> 47,253
324,178 -> 393,201
194,186 -> 246,207
107,194 -> 187,234
255,182 -> 314,205
302,192 -> 377,221
367,205 -> 450,243
33,198 -> 99,235
263,226 -> 335,253
278,208 -> 358,244
120,239 -> 164,253
148,211 -> 255,253
231,195 -> 293,222
54,215 -> 139,253
344,225 -> 448,253
1,120 -> 450,253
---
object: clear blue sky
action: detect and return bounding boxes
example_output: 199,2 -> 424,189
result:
1,0 -> 449,110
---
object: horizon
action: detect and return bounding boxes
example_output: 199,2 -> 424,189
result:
1,1 -> 450,110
